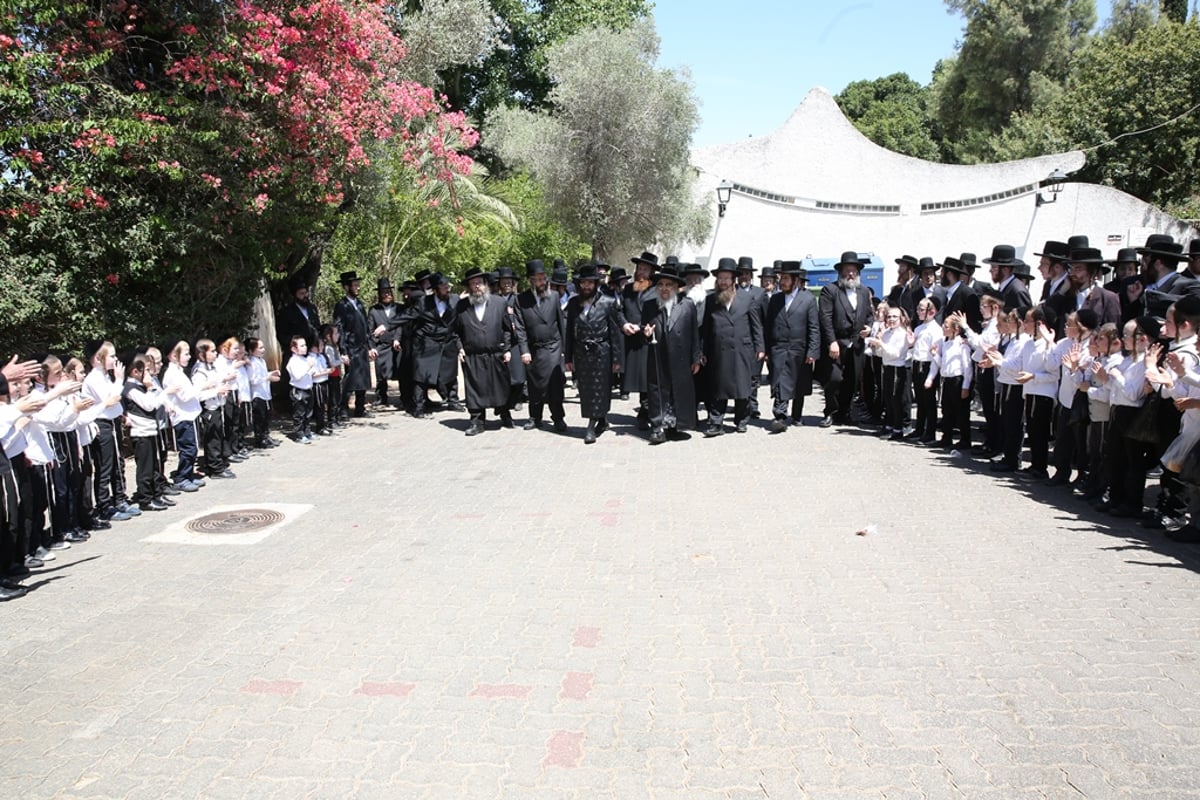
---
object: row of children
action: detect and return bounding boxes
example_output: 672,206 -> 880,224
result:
859,288 -> 1200,541
0,331 -> 343,602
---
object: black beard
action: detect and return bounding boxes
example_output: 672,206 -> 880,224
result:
535,286 -> 549,299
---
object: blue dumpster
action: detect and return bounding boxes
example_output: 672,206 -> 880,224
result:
803,253 -> 885,300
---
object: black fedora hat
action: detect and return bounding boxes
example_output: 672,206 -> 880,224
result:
959,252 -> 979,272
1136,233 -> 1177,254
916,257 -> 937,272
1140,241 -> 1186,262
1188,239 -> 1200,257
575,263 -> 602,282
376,277 -> 394,292
736,256 -> 755,273
834,251 -> 864,271
414,268 -> 432,283
608,266 -> 629,282
526,259 -> 546,277
1033,241 -> 1070,261
759,266 -> 776,279
895,254 -> 920,269
940,256 -> 969,276
631,251 -> 659,267
682,263 -> 710,279
981,285 -> 1005,303
664,255 -> 680,267
1107,247 -> 1140,266
339,270 -> 361,284
496,266 -> 518,281
553,258 -> 566,269
431,272 -> 451,287
1012,259 -> 1033,279
652,265 -> 686,285
983,244 -> 1019,265
401,279 -> 421,292
1068,247 -> 1106,265
462,266 -> 488,284
778,260 -> 805,277
713,257 -> 739,274
1067,235 -> 1090,251
550,266 -> 569,285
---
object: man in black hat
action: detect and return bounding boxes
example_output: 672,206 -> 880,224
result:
408,273 -> 463,417
984,245 -> 1032,313
1103,247 -> 1140,300
276,276 -> 322,358
550,262 -> 572,310
902,257 -> 945,323
453,268 -> 514,435
621,252 -> 658,422
565,262 -> 625,443
516,260 -> 567,432
367,277 -> 404,409
1176,238 -> 1200,297
1034,240 -> 1071,302
414,269 -> 433,295
818,251 -> 874,427
887,255 -> 919,308
765,261 -> 819,430
959,252 -> 990,292
332,271 -> 373,417
1129,234 -> 1188,318
1058,248 -> 1121,328
701,258 -> 765,435
601,265 -> 627,301
735,256 -> 769,418
396,279 -> 424,413
760,264 -> 778,296
640,264 -> 701,444
495,266 -> 528,412
939,257 -> 982,333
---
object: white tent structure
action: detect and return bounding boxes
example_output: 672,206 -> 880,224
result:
682,87 -> 1196,292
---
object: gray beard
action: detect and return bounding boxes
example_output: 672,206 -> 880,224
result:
838,277 -> 860,291
469,287 -> 489,306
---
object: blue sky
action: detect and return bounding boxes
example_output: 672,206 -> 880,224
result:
653,1 -> 968,148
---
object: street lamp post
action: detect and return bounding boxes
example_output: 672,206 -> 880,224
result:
707,180 -> 734,268
1036,168 -> 1069,207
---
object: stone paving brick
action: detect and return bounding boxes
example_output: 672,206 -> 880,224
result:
3,392 -> 1200,797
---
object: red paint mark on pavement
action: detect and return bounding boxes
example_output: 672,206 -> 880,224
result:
605,497 -> 622,508
560,672 -> 594,700
543,730 -> 585,768
453,512 -> 486,520
587,511 -> 619,527
469,683 -> 532,699
572,626 -> 601,648
355,681 -> 415,698
242,679 -> 303,697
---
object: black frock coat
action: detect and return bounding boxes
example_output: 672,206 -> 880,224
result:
619,284 -> 655,393
765,290 -> 820,402
517,288 -> 566,401
453,295 -> 512,409
565,294 -> 625,418
333,295 -> 371,392
367,302 -> 404,379
701,291 -> 764,401
642,296 -> 701,430
409,294 -> 460,387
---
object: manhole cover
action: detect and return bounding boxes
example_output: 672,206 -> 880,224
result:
186,509 -> 285,534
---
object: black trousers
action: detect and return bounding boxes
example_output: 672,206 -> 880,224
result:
977,366 -> 1000,450
708,397 -> 748,425
939,376 -> 971,448
252,397 -> 271,443
1051,401 -> 1087,476
1024,394 -> 1054,471
291,388 -> 314,438
29,463 -> 53,552
0,470 -> 21,573
10,458 -> 33,561
882,364 -> 909,431
199,406 -> 228,473
90,417 -> 126,515
862,355 -> 884,422
312,383 -> 329,432
999,383 -> 1025,467
822,346 -> 864,420
1106,406 -> 1153,510
221,399 -> 240,458
131,435 -> 159,506
912,361 -> 937,439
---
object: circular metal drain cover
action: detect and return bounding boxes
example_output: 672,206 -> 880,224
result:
186,509 -> 285,534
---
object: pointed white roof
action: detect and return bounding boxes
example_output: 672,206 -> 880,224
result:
692,87 -> 1085,206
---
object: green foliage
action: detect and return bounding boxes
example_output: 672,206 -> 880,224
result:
1161,0 -> 1189,23
1104,0 -> 1160,44
836,73 -> 944,161
486,19 -> 710,261
989,18 -> 1200,216
936,0 -> 1097,163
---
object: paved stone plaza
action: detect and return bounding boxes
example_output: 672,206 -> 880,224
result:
4,393 -> 1200,799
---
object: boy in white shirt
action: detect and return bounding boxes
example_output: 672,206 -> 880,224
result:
286,336 -> 323,443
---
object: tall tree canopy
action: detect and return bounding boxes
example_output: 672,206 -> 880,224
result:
836,73 -> 945,161
485,19 -> 709,261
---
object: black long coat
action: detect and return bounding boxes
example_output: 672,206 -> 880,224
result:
453,295 -> 512,409
409,294 -> 459,387
276,301 -> 321,353
517,288 -> 566,401
367,301 -> 404,379
501,293 -> 527,387
333,295 -> 371,392
701,292 -> 764,401
565,294 -> 625,418
619,284 -> 654,393
642,296 -> 701,430
765,290 -> 820,402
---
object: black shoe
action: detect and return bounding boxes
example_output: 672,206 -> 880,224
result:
446,402 -> 466,412
553,419 -> 568,434
666,429 -> 690,441
595,418 -> 609,434
0,584 -> 26,601
523,419 -> 541,431
465,421 -> 484,437
89,519 -> 112,531
6,564 -> 30,578
64,530 -> 89,543
584,421 -> 598,444
499,412 -> 514,429
648,429 -> 666,445
704,424 -> 724,438
819,416 -> 834,428
887,431 -> 904,441
1021,467 -> 1050,481
1109,504 -> 1143,518
211,469 -> 236,479
770,419 -> 788,433
735,420 -> 748,433
161,484 -> 182,496
227,453 -> 246,463
156,495 -> 177,507
144,500 -> 170,511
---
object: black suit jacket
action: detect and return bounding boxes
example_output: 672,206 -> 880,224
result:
942,282 -> 982,333
819,284 -> 873,352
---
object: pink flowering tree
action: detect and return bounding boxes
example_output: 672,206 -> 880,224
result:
0,0 -> 476,351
